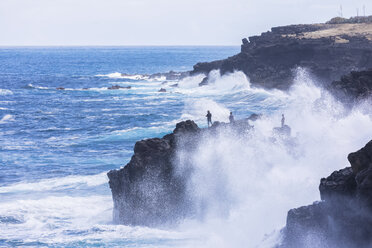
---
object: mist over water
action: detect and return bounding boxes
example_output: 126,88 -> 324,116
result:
172,69 -> 372,248
1,47 -> 372,247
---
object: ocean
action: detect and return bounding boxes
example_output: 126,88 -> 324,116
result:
1,46 -> 372,248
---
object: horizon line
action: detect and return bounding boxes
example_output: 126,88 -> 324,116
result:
0,44 -> 240,48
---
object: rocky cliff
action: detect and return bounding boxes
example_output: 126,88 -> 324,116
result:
107,119 -> 254,227
280,140 -> 372,248
107,120 -> 200,227
192,17 -> 372,90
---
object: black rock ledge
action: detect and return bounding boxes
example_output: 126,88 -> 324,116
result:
280,140 -> 372,248
107,119 -> 254,227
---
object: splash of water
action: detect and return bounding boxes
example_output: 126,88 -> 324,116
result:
173,69 -> 372,247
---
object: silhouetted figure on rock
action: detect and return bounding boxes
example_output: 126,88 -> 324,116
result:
229,112 -> 235,123
206,110 -> 212,127
273,114 -> 291,137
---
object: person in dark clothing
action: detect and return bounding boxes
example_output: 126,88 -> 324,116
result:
281,114 -> 285,127
206,110 -> 212,127
229,112 -> 234,123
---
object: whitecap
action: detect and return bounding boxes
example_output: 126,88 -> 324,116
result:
96,72 -> 150,80
113,127 -> 140,133
0,89 -> 13,95
0,114 -> 15,124
0,172 -> 108,194
26,84 -> 49,90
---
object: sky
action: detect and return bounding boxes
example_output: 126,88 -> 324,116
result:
0,0 -> 369,46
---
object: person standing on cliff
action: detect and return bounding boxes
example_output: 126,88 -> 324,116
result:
281,114 -> 285,127
229,112 -> 234,123
206,110 -> 212,127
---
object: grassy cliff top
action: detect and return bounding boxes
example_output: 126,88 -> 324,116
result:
302,23 -> 372,41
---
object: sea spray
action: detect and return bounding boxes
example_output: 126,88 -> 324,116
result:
172,69 -> 372,247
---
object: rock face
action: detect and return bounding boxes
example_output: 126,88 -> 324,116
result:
329,69 -> 372,102
191,17 -> 372,90
107,120 -> 200,227
280,140 -> 372,248
107,118 -> 255,227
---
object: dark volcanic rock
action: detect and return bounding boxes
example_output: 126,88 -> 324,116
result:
348,140 -> 372,174
107,119 -> 254,227
280,140 -> 372,248
107,85 -> 131,90
191,20 -> 372,90
319,167 -> 356,201
284,201 -> 330,247
330,69 -> 372,102
107,120 -> 200,227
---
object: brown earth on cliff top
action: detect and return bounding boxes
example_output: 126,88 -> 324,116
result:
283,23 -> 372,41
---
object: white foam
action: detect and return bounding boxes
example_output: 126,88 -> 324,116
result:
113,127 -> 140,134
178,74 -> 206,89
0,194 -> 189,245
27,84 -> 49,90
173,69 -> 372,247
96,72 -> 150,80
174,70 -> 271,98
0,89 -> 13,95
0,114 -> 15,124
0,173 -> 108,194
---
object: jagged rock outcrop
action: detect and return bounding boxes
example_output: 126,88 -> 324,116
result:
191,17 -> 372,90
329,69 -> 372,102
107,120 -> 200,227
280,140 -> 372,248
107,118 -> 256,227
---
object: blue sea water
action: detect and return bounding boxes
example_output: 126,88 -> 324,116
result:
3,46 -> 372,248
0,46 -> 239,184
0,46 -> 249,247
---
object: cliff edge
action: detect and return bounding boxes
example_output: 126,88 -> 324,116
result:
192,16 -> 372,90
280,140 -> 372,248
107,119 -> 254,227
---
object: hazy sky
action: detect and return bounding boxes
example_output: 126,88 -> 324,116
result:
0,0 -> 369,46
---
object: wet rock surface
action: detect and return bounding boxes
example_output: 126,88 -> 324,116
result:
280,140 -> 372,248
